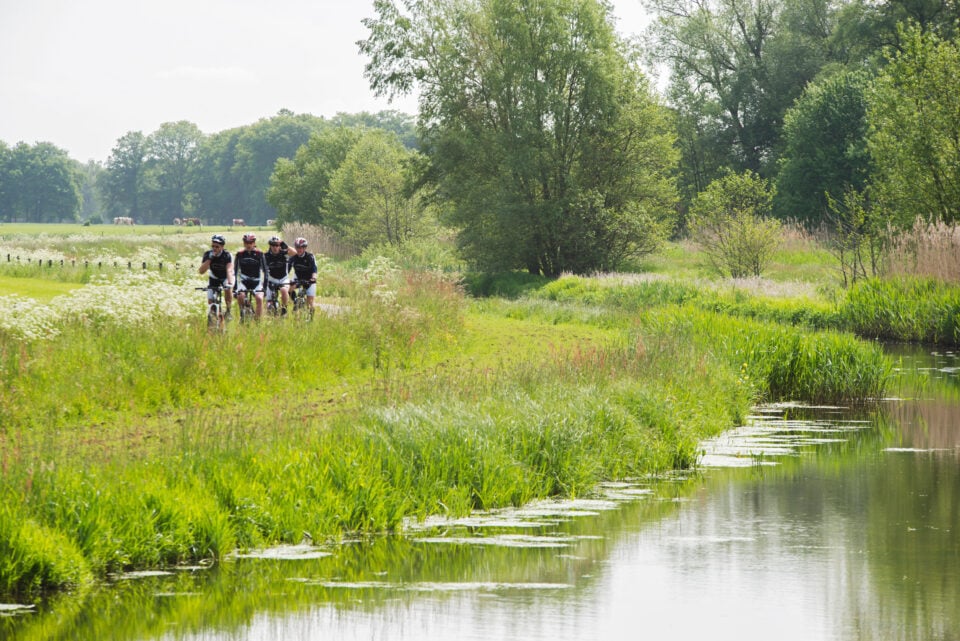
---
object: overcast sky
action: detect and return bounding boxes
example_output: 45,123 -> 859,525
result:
0,0 -> 651,164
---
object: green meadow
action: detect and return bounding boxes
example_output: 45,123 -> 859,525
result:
3,223 -> 945,597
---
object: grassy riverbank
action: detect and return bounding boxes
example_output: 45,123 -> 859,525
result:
0,226 -> 900,597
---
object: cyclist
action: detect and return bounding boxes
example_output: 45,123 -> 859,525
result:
234,232 -> 268,319
198,234 -> 234,316
264,235 -> 296,314
288,237 -> 319,312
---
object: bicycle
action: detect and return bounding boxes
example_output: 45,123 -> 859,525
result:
289,279 -> 314,320
196,285 -> 226,332
265,280 -> 287,318
235,281 -> 258,324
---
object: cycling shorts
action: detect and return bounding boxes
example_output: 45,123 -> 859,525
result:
295,281 -> 317,297
236,278 -> 262,294
265,275 -> 291,300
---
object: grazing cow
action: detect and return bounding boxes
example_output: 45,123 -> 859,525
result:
183,217 -> 201,226
173,218 -> 182,226
266,219 -> 276,226
113,216 -> 134,225
232,218 -> 246,226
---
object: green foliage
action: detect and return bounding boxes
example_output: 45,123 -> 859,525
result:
776,69 -> 872,225
646,0 -> 833,179
867,26 -> 960,225
99,131 -> 148,221
840,277 -> 960,344
0,142 -> 82,223
461,271 -> 551,298
825,185 -> 889,286
144,121 -> 205,222
267,127 -> 363,226
194,111 -> 328,226
325,129 -> 435,248
0,506 -> 92,595
361,0 -> 679,276
689,171 -> 782,278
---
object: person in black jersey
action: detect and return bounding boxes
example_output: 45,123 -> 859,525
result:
264,235 -> 296,314
234,232 -> 268,319
198,234 -> 234,316
288,237 -> 319,312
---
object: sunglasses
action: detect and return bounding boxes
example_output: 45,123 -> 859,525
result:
211,243 -> 223,248
269,242 -> 280,247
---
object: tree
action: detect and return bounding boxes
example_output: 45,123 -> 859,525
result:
266,127 -> 363,226
0,141 -> 12,222
689,170 -> 781,277
644,0 -> 837,180
100,131 -> 148,220
867,26 -> 960,225
361,0 -> 679,276
2,142 -> 81,222
144,121 -> 204,222
775,68 -> 871,225
325,129 -> 432,248
77,160 -> 105,223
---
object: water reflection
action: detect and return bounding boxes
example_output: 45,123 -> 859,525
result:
3,346 -> 958,641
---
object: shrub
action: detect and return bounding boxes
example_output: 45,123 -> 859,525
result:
690,171 -> 782,278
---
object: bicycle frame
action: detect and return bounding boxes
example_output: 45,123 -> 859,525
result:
290,280 -> 314,319
265,280 -> 287,317
196,285 -> 226,332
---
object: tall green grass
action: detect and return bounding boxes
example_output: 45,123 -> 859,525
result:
0,254 -> 896,596
840,277 -> 960,344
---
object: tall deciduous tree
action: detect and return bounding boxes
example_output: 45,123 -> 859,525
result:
775,68 -> 871,225
100,131 -> 148,221
2,142 -> 81,222
145,120 -> 204,222
267,127 -> 363,226
867,26 -> 960,225
361,0 -> 679,275
645,0 -> 836,181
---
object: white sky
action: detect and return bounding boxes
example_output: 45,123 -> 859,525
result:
0,0 -> 651,164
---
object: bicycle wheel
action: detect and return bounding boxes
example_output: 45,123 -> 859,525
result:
240,302 -> 253,323
208,303 -> 225,333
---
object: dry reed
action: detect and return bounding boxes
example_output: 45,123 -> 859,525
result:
886,218 -> 960,283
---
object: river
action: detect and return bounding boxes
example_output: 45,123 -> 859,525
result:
3,345 -> 957,640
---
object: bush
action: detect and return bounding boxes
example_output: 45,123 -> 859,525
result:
690,171 -> 782,278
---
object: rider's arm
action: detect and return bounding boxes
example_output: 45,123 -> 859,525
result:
198,253 -> 211,275
226,261 -> 235,288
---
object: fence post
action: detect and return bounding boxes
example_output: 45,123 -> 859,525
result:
142,262 -> 147,270
159,262 -> 163,271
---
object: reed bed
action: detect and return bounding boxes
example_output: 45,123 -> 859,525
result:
886,219 -> 960,284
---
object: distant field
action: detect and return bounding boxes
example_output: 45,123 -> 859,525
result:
0,274 -> 81,300
0,222 -> 276,238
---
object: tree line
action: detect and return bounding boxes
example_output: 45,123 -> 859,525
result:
3,0 -> 959,277
0,110 -> 416,227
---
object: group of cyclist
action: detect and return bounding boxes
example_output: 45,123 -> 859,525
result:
198,232 -> 319,319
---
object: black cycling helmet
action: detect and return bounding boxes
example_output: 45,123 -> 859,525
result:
211,234 -> 226,245
294,237 -> 308,248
